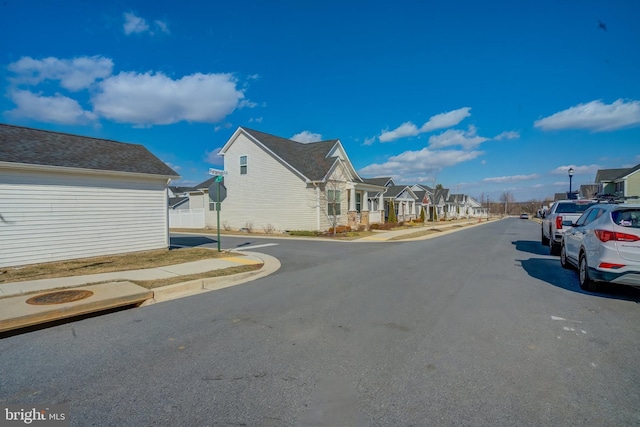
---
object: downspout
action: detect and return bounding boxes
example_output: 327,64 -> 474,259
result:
165,178 -> 171,249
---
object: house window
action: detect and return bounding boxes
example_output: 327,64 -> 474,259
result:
327,190 -> 341,216
209,197 -> 218,211
240,155 -> 247,175
355,193 -> 361,213
615,181 -> 625,195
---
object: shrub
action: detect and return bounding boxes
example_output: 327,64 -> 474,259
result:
388,201 -> 397,223
244,221 -> 254,233
328,225 -> 351,234
262,224 -> 276,234
420,207 -> 426,222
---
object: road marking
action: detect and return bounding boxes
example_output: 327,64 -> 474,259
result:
234,243 -> 279,250
551,315 -> 582,323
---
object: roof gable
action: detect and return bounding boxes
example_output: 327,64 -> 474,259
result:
0,123 -> 179,178
595,167 -> 630,183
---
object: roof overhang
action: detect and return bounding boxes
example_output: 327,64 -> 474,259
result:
0,161 -> 180,181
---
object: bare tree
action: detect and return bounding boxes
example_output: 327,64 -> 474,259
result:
500,191 -> 514,216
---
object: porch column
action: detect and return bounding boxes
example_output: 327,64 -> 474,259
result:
379,193 -> 384,223
362,191 -> 369,211
347,186 -> 357,228
349,187 -> 356,211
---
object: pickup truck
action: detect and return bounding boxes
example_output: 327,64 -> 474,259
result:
541,199 -> 596,255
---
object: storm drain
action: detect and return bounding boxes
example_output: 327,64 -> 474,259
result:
26,290 -> 94,305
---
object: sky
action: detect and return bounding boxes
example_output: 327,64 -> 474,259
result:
1,0 -> 639,202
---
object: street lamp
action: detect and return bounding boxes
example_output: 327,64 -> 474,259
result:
568,167 -> 574,199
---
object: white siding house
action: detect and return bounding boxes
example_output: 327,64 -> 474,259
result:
218,127 -> 386,232
0,124 -> 179,268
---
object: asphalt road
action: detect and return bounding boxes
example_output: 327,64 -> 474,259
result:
1,219 -> 639,426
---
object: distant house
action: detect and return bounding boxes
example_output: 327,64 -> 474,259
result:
218,127 -> 386,232
595,163 -> 640,198
0,123 -> 179,268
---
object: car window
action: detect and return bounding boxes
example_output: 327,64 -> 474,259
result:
612,209 -> 640,228
555,202 -> 595,214
574,209 -> 592,226
582,208 -> 601,225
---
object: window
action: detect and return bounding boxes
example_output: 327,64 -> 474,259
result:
240,155 -> 247,175
615,181 -> 625,195
355,193 -> 361,213
327,190 -> 341,216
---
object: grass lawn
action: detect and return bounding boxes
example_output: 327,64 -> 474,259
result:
0,247 -> 250,284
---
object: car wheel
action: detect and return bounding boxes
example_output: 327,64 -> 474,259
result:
579,253 -> 598,292
560,244 -> 571,269
541,229 -> 549,246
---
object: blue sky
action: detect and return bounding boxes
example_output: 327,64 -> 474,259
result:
2,0 -> 639,202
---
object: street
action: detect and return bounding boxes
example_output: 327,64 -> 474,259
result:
1,219 -> 639,426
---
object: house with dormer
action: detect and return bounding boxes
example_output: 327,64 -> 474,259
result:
218,128 -> 386,232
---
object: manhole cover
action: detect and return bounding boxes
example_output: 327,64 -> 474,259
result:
26,290 -> 94,305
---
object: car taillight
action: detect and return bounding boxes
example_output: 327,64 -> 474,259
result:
598,262 -> 624,269
594,230 -> 640,242
555,216 -> 563,230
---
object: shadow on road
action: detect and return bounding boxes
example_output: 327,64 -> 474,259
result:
512,240 -> 549,256
519,258 -> 640,302
170,236 -> 217,248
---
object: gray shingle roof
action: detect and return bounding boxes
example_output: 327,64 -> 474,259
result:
362,177 -> 393,187
242,127 -> 342,181
0,123 -> 179,177
596,168 -> 630,182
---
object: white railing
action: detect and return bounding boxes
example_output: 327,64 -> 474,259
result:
368,210 -> 382,224
169,208 -> 205,228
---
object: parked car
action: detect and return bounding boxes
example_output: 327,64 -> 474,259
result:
560,203 -> 640,291
541,199 -> 596,255
520,213 -> 529,219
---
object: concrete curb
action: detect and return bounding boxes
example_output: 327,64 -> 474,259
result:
141,251 -> 281,305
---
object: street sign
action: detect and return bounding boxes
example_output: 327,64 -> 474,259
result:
209,181 -> 227,202
209,168 -> 227,176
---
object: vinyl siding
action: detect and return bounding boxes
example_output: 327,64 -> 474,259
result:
221,133 -> 345,231
0,168 -> 169,267
627,170 -> 640,197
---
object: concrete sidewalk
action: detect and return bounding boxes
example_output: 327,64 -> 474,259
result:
353,218 -> 493,242
0,251 -> 280,334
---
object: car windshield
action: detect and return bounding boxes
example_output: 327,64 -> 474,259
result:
612,209 -> 640,228
555,202 -> 595,214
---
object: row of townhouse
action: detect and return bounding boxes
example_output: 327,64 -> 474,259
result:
169,127 -> 486,232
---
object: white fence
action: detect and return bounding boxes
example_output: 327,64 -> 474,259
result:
169,208 -> 205,229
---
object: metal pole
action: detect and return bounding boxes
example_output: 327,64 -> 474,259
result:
216,178 -> 221,252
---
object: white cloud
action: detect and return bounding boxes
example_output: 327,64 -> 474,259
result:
428,126 -> 489,150
494,131 -> 520,140
204,148 -> 223,165
534,99 -> 640,132
420,107 -> 471,132
291,131 -> 323,143
550,164 -> 601,175
92,71 -> 246,125
8,56 -> 113,91
6,90 -> 96,124
248,117 -> 263,123
155,20 -> 170,34
214,123 -> 233,131
363,136 -> 376,146
124,12 -> 150,35
377,107 -> 471,143
483,174 -> 539,183
359,147 -> 482,180
379,122 -> 419,142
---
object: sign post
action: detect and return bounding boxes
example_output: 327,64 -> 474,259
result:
209,169 -> 227,252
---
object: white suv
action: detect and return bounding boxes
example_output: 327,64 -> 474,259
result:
560,203 -> 640,291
